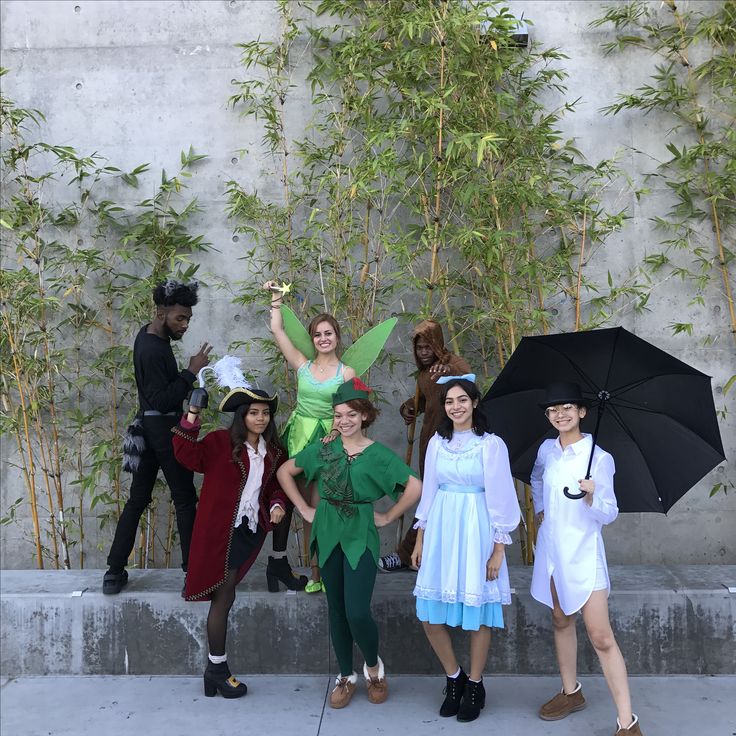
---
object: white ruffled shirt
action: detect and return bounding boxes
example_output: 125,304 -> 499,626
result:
530,434 -> 618,615
235,436 -> 268,533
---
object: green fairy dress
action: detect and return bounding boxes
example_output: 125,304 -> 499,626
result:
294,437 -> 417,569
281,361 -> 345,458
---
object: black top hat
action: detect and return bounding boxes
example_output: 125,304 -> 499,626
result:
219,387 -> 278,414
539,381 -> 589,409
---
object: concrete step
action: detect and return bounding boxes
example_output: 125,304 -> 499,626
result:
2,675 -> 735,736
1,565 -> 734,676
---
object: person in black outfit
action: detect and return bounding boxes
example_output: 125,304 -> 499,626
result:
103,279 -> 212,594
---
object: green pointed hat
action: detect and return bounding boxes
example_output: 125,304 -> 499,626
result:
332,377 -> 372,406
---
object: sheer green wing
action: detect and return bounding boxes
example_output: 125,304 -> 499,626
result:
280,305 -> 315,360
342,317 -> 398,376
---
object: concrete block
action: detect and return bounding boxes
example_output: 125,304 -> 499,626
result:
1,567 -> 734,676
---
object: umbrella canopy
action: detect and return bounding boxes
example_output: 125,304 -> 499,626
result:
479,327 -> 725,513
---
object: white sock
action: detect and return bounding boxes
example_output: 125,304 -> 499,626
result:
208,653 -> 227,664
448,667 -> 462,679
469,677 -> 482,683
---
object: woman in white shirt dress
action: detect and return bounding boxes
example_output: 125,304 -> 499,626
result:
531,382 -> 643,736
412,375 -> 520,723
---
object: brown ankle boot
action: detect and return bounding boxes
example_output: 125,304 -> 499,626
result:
329,673 -> 357,709
539,682 -> 586,720
364,657 -> 388,704
615,714 -> 643,735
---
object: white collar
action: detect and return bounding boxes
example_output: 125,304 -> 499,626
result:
554,433 -> 592,456
246,436 -> 267,459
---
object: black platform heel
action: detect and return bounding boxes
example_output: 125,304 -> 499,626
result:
203,661 -> 247,699
266,555 -> 308,592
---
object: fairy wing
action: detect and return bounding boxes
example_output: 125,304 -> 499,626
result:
342,317 -> 398,376
280,305 -> 315,360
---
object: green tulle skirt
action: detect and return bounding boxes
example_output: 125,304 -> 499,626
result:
281,412 -> 334,458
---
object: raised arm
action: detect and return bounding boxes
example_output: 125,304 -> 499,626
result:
263,280 -> 308,371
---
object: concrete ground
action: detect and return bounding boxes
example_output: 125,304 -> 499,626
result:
1,675 -> 733,736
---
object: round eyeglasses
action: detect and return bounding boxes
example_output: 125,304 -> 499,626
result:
545,404 -> 577,417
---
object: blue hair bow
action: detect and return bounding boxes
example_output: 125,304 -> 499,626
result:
436,373 -> 476,385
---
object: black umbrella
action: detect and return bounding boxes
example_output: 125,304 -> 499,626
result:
479,327 -> 726,513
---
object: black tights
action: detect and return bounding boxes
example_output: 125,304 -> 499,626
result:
207,568 -> 238,657
271,505 -> 292,553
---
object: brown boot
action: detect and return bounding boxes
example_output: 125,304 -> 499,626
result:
615,714 -> 643,735
539,682 -> 586,721
329,673 -> 357,709
364,657 -> 388,704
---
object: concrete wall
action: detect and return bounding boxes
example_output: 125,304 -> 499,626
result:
1,0 -> 734,568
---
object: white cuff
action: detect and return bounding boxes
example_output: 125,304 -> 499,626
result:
492,529 -> 512,545
412,519 -> 427,530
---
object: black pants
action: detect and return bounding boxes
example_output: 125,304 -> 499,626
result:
107,415 -> 197,571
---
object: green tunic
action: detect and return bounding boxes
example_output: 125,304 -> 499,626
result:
294,438 -> 416,570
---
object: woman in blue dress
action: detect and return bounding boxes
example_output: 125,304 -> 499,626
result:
412,375 -> 520,722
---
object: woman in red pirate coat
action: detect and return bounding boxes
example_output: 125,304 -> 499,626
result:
172,384 -> 288,699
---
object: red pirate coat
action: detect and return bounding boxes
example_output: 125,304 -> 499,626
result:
172,422 -> 288,601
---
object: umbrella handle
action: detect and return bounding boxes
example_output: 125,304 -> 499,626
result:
563,485 -> 587,500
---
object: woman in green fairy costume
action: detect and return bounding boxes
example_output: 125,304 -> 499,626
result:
265,281 -> 397,587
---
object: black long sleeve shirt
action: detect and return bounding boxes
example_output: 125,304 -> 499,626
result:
133,324 -> 196,414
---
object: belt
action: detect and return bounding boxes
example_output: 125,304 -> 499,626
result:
143,410 -> 179,417
439,483 -> 484,494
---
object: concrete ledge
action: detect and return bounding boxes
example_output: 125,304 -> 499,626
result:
2,566 -> 734,676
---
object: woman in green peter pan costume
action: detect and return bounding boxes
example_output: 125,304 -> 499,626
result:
264,280 -> 397,592
277,378 -> 422,709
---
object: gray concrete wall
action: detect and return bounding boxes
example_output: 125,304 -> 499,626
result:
1,0 -> 734,569
2,567 -> 734,675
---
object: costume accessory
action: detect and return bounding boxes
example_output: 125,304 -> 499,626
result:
439,668 -> 468,717
329,673 -> 358,709
436,373 -> 476,385
266,555 -> 308,592
331,377 -> 372,406
121,417 -> 145,473
279,303 -> 397,375
203,660 -> 248,698
615,714 -> 643,735
363,657 -> 388,704
456,678 -> 485,722
194,355 -> 279,414
102,568 -> 128,595
305,579 -> 325,594
538,381 -> 590,409
538,682 -> 586,720
378,552 -> 408,572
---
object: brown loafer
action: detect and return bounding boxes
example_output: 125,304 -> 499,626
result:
329,673 -> 357,709
539,682 -> 586,721
364,657 -> 388,704
615,714 -> 643,735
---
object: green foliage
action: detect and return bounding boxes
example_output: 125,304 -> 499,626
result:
1,70 -> 209,568
593,0 -> 736,346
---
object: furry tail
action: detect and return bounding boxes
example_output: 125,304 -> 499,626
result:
122,417 -> 146,473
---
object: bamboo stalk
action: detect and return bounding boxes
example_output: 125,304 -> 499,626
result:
574,210 -> 587,332
2,318 -> 44,567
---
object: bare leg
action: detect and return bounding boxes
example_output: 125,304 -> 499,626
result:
468,626 -> 490,681
581,589 -> 633,727
550,577 -> 579,694
295,476 -> 319,582
422,622 -> 460,675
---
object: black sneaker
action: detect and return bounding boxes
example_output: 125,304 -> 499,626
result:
439,669 -> 468,717
377,553 -> 407,572
457,678 -> 485,722
102,569 -> 128,595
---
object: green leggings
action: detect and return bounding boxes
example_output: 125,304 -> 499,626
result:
320,545 -> 378,677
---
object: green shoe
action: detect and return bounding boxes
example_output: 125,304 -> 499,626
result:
305,580 -> 325,594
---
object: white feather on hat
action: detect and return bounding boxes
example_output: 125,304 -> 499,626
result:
197,355 -> 254,391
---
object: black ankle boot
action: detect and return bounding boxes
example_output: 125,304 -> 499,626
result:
266,555 -> 308,592
439,669 -> 468,717
203,661 -> 248,698
457,678 -> 485,722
